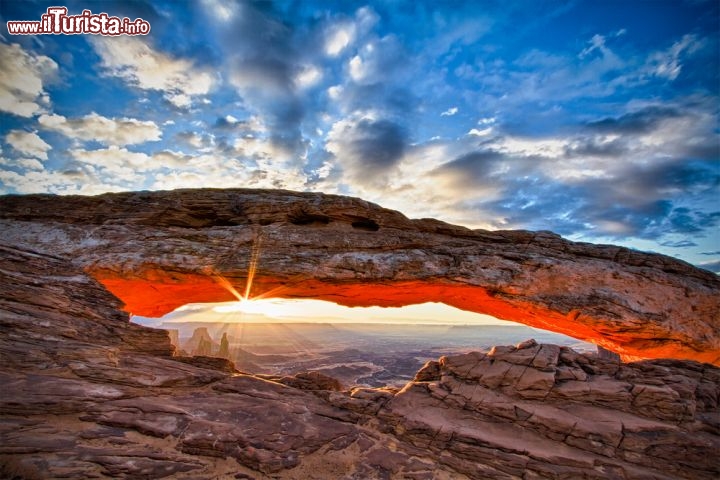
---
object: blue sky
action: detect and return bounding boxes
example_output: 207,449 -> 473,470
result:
1,0 -> 718,272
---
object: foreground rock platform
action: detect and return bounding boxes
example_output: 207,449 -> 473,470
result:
1,237 -> 719,478
1,188 -> 718,363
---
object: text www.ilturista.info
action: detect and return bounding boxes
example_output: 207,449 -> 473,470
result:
7,7 -> 150,36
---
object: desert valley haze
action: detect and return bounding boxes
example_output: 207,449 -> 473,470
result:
1,1 -> 719,479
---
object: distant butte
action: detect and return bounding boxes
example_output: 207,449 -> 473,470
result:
0,188 -> 718,364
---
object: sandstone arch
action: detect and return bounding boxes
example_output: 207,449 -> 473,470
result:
0,189 -> 718,364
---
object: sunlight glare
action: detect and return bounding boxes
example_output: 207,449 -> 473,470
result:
211,229 -> 265,303
243,232 -> 262,301
213,298 -> 290,317
168,298 -> 510,325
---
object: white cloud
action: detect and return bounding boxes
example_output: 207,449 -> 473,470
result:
649,34 -> 702,81
167,93 -> 192,108
313,161 -> 333,180
215,115 -> 267,136
468,127 -> 493,136
328,85 -> 343,100
579,34 -> 608,59
72,147 -> 229,189
89,36 -> 215,108
5,130 -> 51,160
150,152 -> 307,192
0,140 -> 309,196
441,107 -> 458,116
497,136 -> 568,157
0,43 -> 58,117
355,6 -> 380,32
152,150 -> 193,168
233,136 -> 285,159
325,23 -> 355,56
0,156 -> 44,171
632,104 -> 716,156
16,158 -> 45,171
70,146 -> 153,182
201,0 -> 237,22
498,36 -> 626,103
177,131 -> 210,150
8,138 -> 307,195
151,170 -> 215,190
324,7 -> 378,57
346,35 -> 404,85
348,55 -> 366,82
38,112 -> 162,146
0,166 -> 124,195
295,65 -> 322,89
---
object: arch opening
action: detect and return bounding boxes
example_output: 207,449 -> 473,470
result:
93,269 -> 712,364
100,274 -> 601,341
132,298 -> 595,388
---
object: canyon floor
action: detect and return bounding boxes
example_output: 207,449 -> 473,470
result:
146,320 -> 594,388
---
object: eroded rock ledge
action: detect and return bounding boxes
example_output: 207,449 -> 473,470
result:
1,188 -> 718,363
0,245 -> 718,479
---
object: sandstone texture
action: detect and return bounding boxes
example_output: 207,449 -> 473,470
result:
1,188 -> 718,363
382,339 -> 720,479
0,245 -> 718,479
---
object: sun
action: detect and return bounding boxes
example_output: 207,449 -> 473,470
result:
212,298 -> 290,317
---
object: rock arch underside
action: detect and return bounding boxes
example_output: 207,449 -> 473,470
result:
1,188 -> 719,479
1,188 -> 717,364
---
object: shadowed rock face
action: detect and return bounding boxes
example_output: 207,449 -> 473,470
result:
0,188 -> 718,363
0,244 -> 718,479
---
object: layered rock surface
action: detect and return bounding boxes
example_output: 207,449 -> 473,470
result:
381,339 -> 720,479
1,189 -> 718,363
1,229 -> 719,478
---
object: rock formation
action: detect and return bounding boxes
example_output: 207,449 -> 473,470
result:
381,339 -> 719,479
0,189 -> 718,363
184,327 -> 217,357
0,243 -> 718,478
218,332 -> 230,359
166,329 -> 180,349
